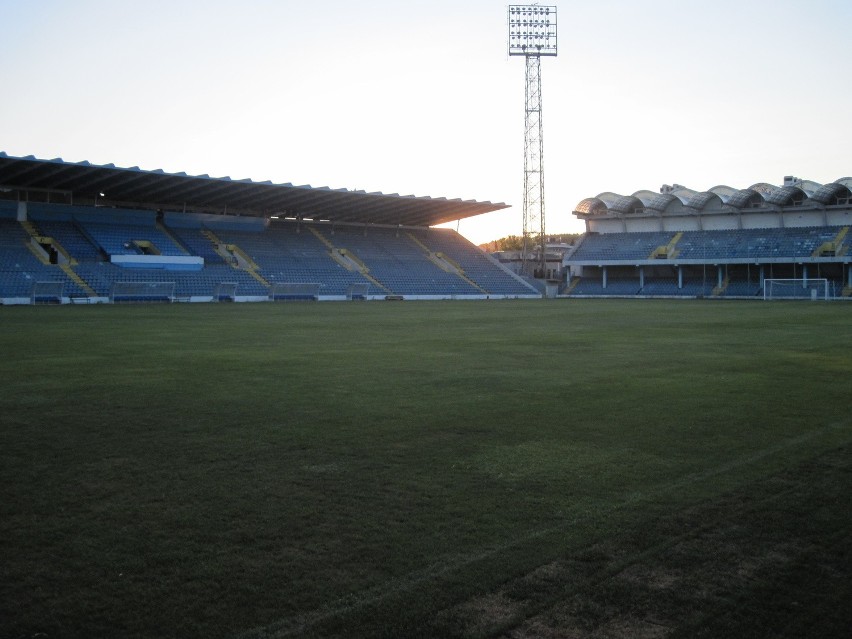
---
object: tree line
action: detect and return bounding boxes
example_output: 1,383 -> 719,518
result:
478,233 -> 582,252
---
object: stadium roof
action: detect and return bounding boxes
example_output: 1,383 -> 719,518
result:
574,177 -> 852,217
0,152 -> 509,227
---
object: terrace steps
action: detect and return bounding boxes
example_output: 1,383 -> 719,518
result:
813,226 -> 850,257
222,243 -> 262,272
712,277 -> 730,297
32,237 -> 78,267
406,232 -> 432,254
201,229 -> 222,245
362,272 -> 392,294
201,229 -> 232,264
650,232 -> 682,259
452,267 -> 487,294
564,276 -> 581,295
59,264 -> 96,297
25,241 -> 52,265
246,268 -> 271,288
20,221 -> 58,265
200,229 -> 270,287
407,232 -> 488,294
309,228 -> 374,279
156,221 -> 190,254
201,229 -> 237,264
308,227 -> 336,250
309,228 -> 392,293
20,220 -> 41,237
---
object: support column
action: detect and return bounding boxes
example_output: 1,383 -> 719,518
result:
602,266 -> 608,289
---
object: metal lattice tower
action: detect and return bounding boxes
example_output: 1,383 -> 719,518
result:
508,5 -> 557,278
523,55 -> 545,277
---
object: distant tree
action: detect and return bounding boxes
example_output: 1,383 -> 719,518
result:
497,235 -> 525,251
479,232 -> 582,251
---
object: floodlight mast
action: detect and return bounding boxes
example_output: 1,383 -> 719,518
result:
508,4 -> 557,279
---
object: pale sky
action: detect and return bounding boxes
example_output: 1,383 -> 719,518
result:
1,0 -> 850,244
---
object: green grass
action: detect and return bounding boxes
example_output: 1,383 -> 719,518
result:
1,299 -> 850,638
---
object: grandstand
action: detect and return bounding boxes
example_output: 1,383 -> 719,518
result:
5,154 -> 850,304
564,176 -> 852,299
0,153 -> 539,303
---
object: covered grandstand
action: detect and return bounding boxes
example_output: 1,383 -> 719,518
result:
0,152 -> 539,303
564,176 -> 852,299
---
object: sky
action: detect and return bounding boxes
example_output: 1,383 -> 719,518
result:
1,0 -> 850,245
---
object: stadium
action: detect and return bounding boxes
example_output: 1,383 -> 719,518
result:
2,152 -> 851,304
2,3 -> 850,637
2,149 -> 851,639
563,177 -> 852,300
0,152 -> 539,305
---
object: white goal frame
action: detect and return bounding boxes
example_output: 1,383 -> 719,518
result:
110,281 -> 176,303
763,278 -> 830,301
214,281 -> 238,302
346,283 -> 370,300
31,281 -> 65,304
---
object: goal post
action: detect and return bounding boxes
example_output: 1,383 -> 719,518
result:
269,282 -> 321,302
346,283 -> 370,300
31,281 -> 65,304
763,278 -> 830,301
213,281 -> 238,302
110,281 -> 176,303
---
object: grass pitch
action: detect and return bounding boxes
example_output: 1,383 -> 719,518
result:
1,299 -> 850,638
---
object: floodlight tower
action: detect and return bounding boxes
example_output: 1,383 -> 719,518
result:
508,4 -> 557,278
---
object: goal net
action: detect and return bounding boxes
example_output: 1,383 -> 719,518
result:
31,281 -> 64,304
269,282 -> 321,301
763,278 -> 830,301
347,283 -> 370,300
110,281 -> 175,303
214,281 -> 238,302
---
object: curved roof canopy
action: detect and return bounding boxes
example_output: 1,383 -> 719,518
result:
748,183 -> 779,198
668,186 -> 697,204
708,185 -> 738,199
0,152 -> 508,227
574,197 -> 608,216
727,189 -> 764,209
668,187 -> 719,210
763,185 -> 806,206
610,195 -> 644,214
806,183 -> 850,206
646,192 -> 680,213
575,176 -> 848,218
709,186 -> 765,209
686,191 -> 720,210
798,180 -> 822,197
594,192 -> 624,209
595,192 -> 643,214
631,190 -> 677,213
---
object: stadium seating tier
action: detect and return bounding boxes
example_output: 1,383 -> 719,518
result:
1,206 -> 537,301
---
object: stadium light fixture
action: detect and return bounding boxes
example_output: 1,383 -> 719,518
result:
508,5 -> 557,57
